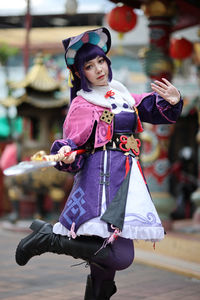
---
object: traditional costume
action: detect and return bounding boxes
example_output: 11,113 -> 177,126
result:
15,27 -> 183,300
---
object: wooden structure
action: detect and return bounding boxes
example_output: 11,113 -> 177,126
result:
0,55 -> 72,221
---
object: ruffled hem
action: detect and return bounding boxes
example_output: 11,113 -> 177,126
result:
53,221 -> 164,242
53,153 -> 165,243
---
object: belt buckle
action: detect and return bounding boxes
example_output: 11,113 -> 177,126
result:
119,135 -> 141,156
119,135 -> 129,152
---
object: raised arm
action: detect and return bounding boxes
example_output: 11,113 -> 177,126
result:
150,78 -> 181,106
132,78 -> 183,125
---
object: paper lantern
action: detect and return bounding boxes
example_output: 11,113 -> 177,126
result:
170,38 -> 193,60
107,5 -> 137,34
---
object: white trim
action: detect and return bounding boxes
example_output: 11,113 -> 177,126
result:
77,79 -> 135,112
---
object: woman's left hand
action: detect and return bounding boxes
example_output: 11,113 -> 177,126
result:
150,78 -> 180,105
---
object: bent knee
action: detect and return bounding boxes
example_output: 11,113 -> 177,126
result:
113,238 -> 135,270
115,251 -> 134,270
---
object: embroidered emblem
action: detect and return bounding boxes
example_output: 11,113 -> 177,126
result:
125,212 -> 162,226
63,187 -> 86,225
104,90 -> 115,99
119,135 -> 141,156
123,103 -> 129,109
111,103 -> 117,109
100,109 -> 114,124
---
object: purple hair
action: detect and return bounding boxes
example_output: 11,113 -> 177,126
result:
69,44 -> 112,101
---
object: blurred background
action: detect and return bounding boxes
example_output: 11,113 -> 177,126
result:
0,0 -> 199,233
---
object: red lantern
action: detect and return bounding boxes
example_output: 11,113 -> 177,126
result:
107,5 -> 137,34
170,38 -> 193,60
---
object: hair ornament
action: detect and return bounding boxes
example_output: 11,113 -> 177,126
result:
68,69 -> 74,88
63,27 -> 111,67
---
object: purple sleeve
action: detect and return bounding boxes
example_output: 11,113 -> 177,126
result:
137,92 -> 183,124
50,139 -> 85,173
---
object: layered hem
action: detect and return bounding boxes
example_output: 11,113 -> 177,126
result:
53,221 -> 164,242
53,151 -> 165,243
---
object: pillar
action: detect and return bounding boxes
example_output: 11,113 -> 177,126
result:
191,102 -> 200,224
141,1 -> 176,230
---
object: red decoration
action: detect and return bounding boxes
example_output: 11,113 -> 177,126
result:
125,156 -> 130,178
107,5 -> 137,33
136,115 -> 144,133
104,90 -> 115,99
169,38 -> 193,60
106,124 -> 112,140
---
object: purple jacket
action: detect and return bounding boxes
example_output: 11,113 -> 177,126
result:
51,92 -> 183,232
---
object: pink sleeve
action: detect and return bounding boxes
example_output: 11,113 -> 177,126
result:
131,92 -> 154,107
63,96 -> 114,148
63,97 -> 98,147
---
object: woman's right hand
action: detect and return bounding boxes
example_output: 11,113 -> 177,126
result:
58,145 -> 77,164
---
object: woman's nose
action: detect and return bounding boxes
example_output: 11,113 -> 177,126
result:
95,64 -> 102,73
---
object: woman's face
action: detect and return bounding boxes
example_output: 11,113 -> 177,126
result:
83,56 -> 109,87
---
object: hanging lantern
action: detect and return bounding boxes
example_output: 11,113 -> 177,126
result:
106,5 -> 137,36
169,38 -> 193,60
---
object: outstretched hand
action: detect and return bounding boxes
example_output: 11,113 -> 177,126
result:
151,78 -> 180,105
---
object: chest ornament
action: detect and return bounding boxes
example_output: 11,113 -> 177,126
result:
104,90 -> 115,99
100,109 -> 114,125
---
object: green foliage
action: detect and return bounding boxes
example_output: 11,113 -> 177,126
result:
0,44 -> 19,66
0,117 -> 22,139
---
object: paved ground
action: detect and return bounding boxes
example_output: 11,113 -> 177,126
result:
0,227 -> 200,300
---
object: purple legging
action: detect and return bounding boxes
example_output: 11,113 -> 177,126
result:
90,237 -> 134,295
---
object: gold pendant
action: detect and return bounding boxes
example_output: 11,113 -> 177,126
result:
100,110 -> 114,124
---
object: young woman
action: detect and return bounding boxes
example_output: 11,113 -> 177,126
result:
15,27 -> 183,299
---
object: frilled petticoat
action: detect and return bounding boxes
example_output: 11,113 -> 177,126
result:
53,151 -> 164,242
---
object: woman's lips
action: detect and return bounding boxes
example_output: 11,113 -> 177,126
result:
97,75 -> 105,79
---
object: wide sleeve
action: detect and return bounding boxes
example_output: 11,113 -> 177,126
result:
50,97 -> 99,173
50,138 -> 85,173
132,92 -> 183,124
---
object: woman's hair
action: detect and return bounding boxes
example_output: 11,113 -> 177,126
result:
70,43 -> 112,101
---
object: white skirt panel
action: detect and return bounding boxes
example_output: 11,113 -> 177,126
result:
53,152 -> 165,242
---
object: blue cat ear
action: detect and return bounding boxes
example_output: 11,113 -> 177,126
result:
102,45 -> 107,53
67,57 -> 74,65
89,32 -> 100,45
70,39 -> 84,51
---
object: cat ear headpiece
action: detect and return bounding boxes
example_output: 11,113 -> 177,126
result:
62,27 -> 111,68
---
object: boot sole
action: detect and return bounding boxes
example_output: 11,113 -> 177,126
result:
15,219 -> 46,266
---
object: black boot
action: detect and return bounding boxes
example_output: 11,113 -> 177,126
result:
15,219 -> 109,266
84,275 -> 117,300
84,275 -> 95,300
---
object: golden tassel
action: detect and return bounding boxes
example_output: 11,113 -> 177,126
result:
68,70 -> 74,88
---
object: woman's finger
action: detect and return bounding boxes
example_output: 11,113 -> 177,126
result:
161,78 -> 171,86
153,80 -> 168,89
58,146 -> 71,155
151,83 -> 166,94
63,151 -> 76,164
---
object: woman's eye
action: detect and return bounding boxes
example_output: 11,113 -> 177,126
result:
85,65 -> 92,70
99,58 -> 104,64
